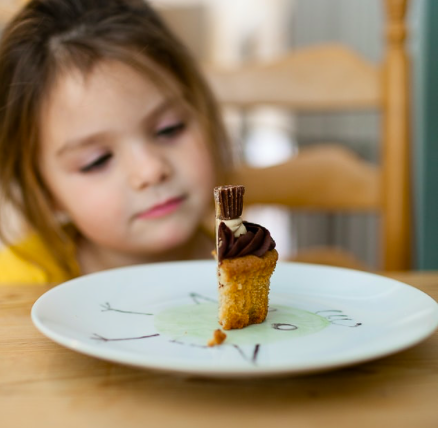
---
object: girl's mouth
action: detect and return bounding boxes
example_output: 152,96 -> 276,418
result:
137,196 -> 186,219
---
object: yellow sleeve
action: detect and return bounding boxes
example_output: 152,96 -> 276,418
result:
0,233 -> 77,285
0,246 -> 49,284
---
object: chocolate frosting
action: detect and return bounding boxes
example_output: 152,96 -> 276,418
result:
217,221 -> 276,262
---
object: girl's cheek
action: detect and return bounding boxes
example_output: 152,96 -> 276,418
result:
72,193 -> 122,225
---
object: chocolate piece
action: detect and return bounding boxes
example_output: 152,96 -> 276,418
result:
214,185 -> 245,220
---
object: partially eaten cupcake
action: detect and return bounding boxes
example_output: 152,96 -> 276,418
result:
213,185 -> 278,330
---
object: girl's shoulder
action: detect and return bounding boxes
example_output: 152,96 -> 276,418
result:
0,233 -> 75,285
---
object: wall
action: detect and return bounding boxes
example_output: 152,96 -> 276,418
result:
412,0 -> 438,269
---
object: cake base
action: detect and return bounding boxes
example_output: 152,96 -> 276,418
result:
215,249 -> 278,330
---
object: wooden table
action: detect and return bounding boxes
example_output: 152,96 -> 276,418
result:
1,271 -> 438,428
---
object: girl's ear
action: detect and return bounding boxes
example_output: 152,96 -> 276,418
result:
40,181 -> 72,224
54,209 -> 72,225
47,193 -> 71,225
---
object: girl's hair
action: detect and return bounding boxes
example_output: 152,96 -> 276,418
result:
0,0 -> 231,279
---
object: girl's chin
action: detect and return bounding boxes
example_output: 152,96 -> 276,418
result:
146,226 -> 198,252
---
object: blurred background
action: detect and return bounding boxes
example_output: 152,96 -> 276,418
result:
0,0 -> 437,271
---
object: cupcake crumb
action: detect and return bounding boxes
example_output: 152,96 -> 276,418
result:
207,329 -> 227,347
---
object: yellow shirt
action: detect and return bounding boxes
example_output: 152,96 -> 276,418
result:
0,232 -> 80,285
0,224 -> 214,285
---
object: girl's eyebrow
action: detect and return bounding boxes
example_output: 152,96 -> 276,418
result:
56,98 -> 178,157
56,132 -> 110,157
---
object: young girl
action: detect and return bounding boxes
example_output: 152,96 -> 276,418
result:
0,0 -> 231,284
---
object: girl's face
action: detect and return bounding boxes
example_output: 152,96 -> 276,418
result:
38,61 -> 215,258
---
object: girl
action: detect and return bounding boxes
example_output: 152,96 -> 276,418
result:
0,0 -> 231,284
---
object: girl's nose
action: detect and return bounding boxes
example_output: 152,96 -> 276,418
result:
128,145 -> 171,190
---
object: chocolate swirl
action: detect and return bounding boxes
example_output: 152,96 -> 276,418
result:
217,221 -> 276,262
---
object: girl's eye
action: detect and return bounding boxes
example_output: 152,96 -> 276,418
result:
155,122 -> 186,139
80,153 -> 113,173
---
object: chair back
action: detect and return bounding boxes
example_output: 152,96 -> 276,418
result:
205,0 -> 411,271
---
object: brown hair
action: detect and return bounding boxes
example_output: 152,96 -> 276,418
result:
0,0 -> 231,279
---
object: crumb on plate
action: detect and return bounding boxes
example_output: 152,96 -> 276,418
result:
207,329 -> 227,347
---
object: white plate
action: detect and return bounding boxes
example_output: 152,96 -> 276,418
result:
31,261 -> 438,377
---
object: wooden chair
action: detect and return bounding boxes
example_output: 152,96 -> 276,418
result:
205,0 -> 411,271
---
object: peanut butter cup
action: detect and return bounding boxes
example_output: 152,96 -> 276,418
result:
214,185 -> 244,220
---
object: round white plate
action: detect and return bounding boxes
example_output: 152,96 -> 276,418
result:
31,261 -> 438,377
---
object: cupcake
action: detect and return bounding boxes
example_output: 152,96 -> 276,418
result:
213,185 -> 278,330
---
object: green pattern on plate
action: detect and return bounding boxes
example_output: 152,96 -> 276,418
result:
155,303 -> 330,346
